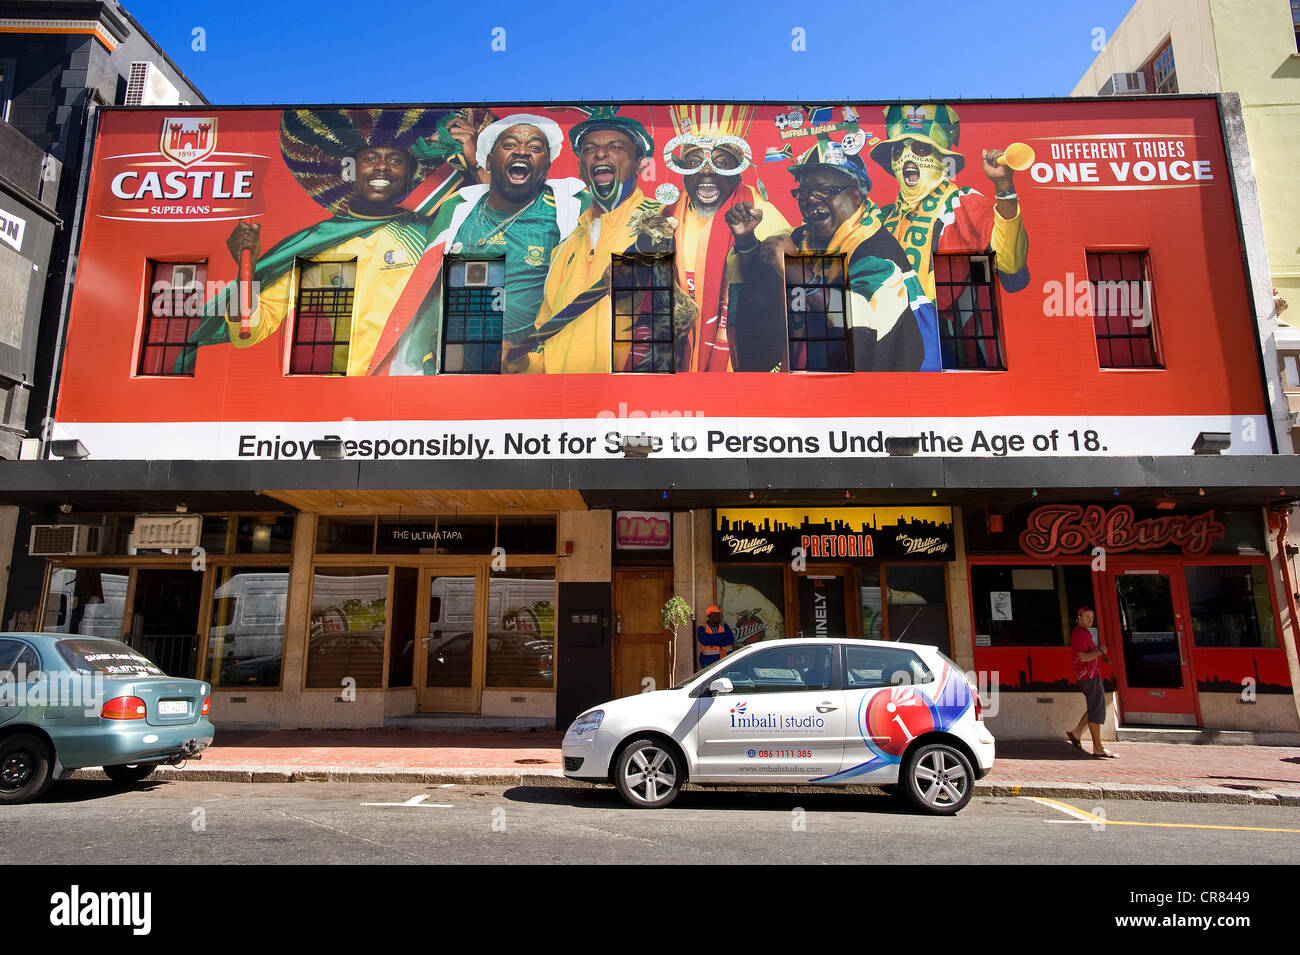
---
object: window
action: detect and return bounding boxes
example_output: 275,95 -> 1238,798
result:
785,255 -> 848,371
884,565 -> 951,655
290,259 -> 356,375
718,644 -> 833,692
206,567 -> 289,688
1086,251 -> 1161,368
844,644 -> 933,689
612,255 -> 674,372
716,565 -> 789,647
934,254 -> 1005,369
1281,352 -> 1300,391
1186,565 -> 1277,648
0,639 -> 39,681
1148,40 -> 1177,94
443,259 -> 505,373
42,568 -> 129,637
0,60 -> 14,124
305,567 -> 387,688
970,565 -> 1095,647
1292,0 -> 1299,52
487,568 -> 555,689
140,261 -> 207,376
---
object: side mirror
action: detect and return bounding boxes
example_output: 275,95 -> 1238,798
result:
709,677 -> 734,696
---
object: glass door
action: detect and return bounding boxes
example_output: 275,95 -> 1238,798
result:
795,571 -> 851,639
418,566 -> 483,713
1107,565 -> 1198,725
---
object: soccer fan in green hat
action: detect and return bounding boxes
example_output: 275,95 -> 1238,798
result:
513,109 -> 691,374
725,139 -> 940,372
871,104 -> 1029,369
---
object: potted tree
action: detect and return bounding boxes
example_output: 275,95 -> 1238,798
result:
660,595 -> 693,687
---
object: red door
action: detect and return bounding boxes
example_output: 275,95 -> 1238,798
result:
1102,564 -> 1198,726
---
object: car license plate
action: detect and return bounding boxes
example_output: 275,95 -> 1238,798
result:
158,700 -> 188,715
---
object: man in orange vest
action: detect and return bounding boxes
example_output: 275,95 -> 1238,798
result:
697,605 -> 735,669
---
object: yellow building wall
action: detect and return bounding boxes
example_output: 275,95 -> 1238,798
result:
1210,0 -> 1300,323
1074,0 -> 1300,325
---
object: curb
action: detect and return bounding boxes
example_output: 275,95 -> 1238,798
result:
67,767 -> 1300,806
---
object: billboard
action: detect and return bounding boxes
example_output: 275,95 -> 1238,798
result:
54,99 -> 1272,460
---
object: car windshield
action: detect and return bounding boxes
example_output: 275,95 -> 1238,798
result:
671,653 -> 732,690
56,639 -> 165,677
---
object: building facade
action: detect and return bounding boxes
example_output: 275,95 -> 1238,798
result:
0,0 -> 205,623
2,96 -> 1297,739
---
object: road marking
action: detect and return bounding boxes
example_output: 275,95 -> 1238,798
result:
359,794 -> 453,808
1024,796 -> 1300,833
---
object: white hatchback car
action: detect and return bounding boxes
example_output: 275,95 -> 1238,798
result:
563,638 -> 994,814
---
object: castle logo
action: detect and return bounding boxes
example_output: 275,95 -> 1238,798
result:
160,117 -> 218,167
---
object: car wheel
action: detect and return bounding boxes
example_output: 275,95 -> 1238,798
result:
103,763 -> 157,783
614,738 -> 682,809
902,742 -> 974,815
0,733 -> 54,805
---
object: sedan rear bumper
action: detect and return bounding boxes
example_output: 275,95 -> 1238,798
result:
50,718 -> 215,772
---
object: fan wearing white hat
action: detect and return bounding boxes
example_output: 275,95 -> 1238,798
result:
380,114 -> 588,374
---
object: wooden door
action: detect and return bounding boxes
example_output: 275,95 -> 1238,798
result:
614,569 -> 674,698
417,564 -> 486,713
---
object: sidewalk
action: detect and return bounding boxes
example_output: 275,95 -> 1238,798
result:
88,729 -> 1300,806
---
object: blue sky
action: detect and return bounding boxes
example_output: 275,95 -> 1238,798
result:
125,0 -> 1141,105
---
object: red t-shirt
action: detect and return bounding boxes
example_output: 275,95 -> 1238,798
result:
1070,624 -> 1101,681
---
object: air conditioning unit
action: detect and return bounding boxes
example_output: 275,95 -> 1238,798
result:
464,262 -> 491,286
29,525 -> 103,557
1098,72 -> 1146,96
125,61 -> 181,106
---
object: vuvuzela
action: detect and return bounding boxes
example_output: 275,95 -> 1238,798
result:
996,142 -> 1035,171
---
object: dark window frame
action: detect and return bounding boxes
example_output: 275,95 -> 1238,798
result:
1146,39 -> 1178,94
933,253 -> 1006,370
784,254 -> 850,372
442,258 -> 505,374
139,260 -> 207,377
1086,250 -> 1163,369
289,259 -> 356,376
611,254 -> 675,374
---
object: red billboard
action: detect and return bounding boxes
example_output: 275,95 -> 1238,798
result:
53,98 -> 1272,461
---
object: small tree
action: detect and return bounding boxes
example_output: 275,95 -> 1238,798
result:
661,595 -> 692,684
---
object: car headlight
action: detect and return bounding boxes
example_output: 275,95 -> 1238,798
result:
568,710 -> 604,737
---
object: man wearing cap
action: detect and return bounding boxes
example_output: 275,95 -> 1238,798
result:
1068,606 -> 1117,758
660,105 -> 790,371
872,105 -> 1029,368
372,114 -> 589,374
725,140 -> 940,372
512,109 -> 689,374
182,108 -> 454,376
697,606 -> 734,669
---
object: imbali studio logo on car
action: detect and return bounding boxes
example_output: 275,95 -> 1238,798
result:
729,701 -> 826,731
49,885 -> 151,936
99,115 -> 271,223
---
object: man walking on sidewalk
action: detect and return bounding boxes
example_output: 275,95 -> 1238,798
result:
1067,606 -> 1117,758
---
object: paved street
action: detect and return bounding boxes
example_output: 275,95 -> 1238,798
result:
6,778 -> 1300,866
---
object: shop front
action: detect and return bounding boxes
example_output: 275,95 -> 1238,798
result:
35,507 -> 564,727
710,506 -> 958,655
963,503 -> 1297,737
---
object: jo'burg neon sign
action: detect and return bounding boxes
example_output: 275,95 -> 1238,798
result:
1018,504 -> 1226,558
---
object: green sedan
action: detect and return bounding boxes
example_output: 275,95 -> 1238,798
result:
0,633 -> 214,804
